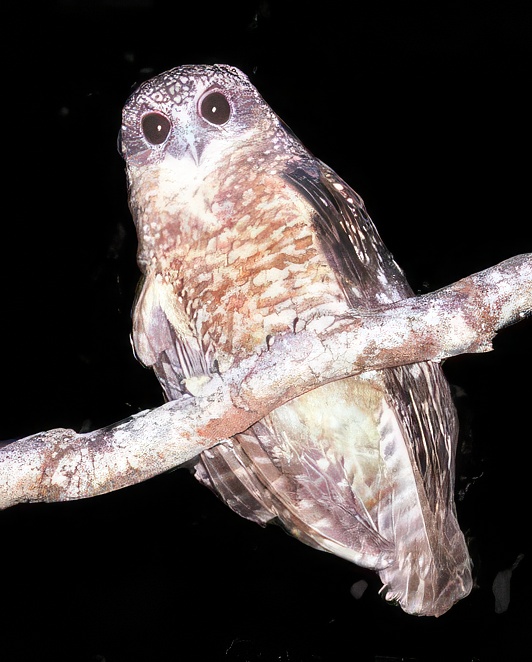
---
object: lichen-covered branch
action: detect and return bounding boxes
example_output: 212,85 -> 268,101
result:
1,253 -> 530,510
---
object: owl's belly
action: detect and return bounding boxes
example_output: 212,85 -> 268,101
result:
194,372 -> 397,570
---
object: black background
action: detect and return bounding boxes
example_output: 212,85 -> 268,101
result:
1,2 -> 531,660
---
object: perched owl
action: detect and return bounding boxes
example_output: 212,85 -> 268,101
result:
119,64 -> 472,616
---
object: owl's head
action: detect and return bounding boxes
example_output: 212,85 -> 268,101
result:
119,64 -> 287,172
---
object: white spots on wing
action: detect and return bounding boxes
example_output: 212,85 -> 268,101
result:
332,181 -> 344,191
377,270 -> 391,287
353,244 -> 368,263
376,291 -> 394,304
317,457 -> 330,472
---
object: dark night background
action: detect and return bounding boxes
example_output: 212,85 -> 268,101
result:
1,1 -> 531,660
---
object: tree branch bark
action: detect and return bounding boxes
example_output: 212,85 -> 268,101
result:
1,253 -> 530,510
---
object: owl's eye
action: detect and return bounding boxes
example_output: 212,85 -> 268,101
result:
141,112 -> 171,145
199,91 -> 231,126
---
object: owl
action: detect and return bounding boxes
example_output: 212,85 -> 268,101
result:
119,64 -> 472,616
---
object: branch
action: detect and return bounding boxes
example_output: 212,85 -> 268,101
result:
1,254 -> 530,510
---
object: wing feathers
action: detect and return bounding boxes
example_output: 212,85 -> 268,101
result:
132,273 -> 211,400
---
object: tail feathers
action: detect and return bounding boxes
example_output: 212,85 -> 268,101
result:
376,401 -> 472,616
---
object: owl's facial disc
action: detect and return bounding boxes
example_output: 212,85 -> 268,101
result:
136,89 -> 233,167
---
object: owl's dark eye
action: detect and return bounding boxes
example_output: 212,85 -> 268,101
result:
141,112 -> 171,145
199,91 -> 231,125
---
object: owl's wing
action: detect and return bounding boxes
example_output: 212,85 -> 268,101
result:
132,272 -> 213,401
281,162 -> 472,614
284,159 -> 413,306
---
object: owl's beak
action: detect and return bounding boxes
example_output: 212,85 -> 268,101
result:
181,131 -> 206,166
185,141 -> 201,166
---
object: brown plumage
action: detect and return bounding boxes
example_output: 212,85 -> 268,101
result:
119,64 -> 472,616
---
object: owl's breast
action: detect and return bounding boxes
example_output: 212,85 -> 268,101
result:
154,165 -> 351,374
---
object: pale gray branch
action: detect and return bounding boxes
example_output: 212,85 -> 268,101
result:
1,254 -> 530,510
